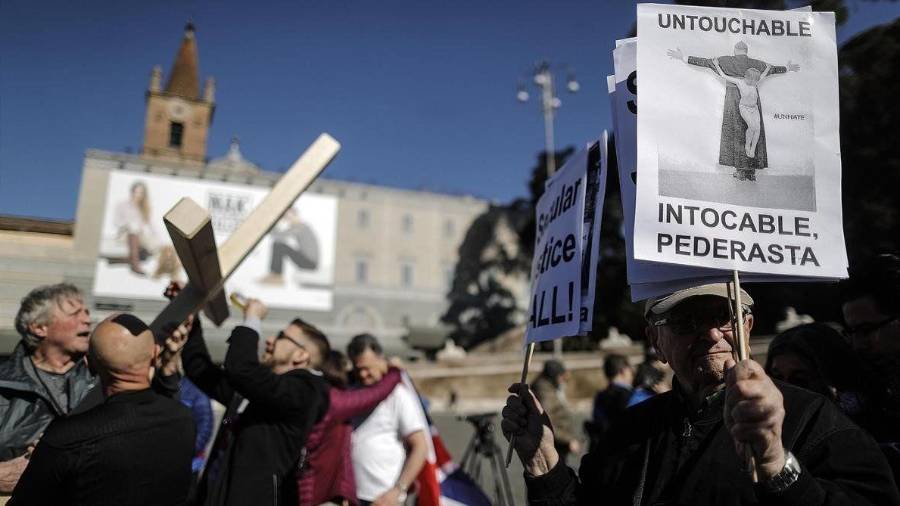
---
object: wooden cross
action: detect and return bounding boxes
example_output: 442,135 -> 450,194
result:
149,133 -> 341,335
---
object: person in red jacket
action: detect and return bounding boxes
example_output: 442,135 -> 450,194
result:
298,351 -> 403,506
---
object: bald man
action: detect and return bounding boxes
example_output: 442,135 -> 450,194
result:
9,314 -> 195,506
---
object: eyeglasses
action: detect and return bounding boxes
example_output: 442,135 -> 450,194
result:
652,306 -> 751,336
276,331 -> 306,351
842,316 -> 898,341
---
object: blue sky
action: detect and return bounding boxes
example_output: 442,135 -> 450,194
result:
1,0 -> 896,220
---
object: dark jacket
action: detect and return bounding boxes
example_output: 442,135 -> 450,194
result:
9,388 -> 195,506
183,322 -> 329,506
532,376 -> 578,451
0,342 -> 97,460
526,380 -> 900,506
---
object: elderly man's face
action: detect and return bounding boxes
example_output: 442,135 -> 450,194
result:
40,296 -> 92,355
648,296 -> 752,395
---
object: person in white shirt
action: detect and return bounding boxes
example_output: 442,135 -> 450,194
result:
348,334 -> 427,506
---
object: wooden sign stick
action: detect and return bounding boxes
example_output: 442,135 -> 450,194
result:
731,270 -> 759,483
505,341 -> 536,467
150,133 -> 341,335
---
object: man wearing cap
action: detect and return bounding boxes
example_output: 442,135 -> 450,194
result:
9,313 -> 195,505
502,283 -> 900,505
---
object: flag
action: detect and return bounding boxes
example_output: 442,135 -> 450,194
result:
401,373 -> 492,506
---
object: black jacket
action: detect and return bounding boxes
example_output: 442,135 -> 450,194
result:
0,343 -> 97,460
9,388 -> 195,506
527,380 -> 900,506
183,323 -> 329,506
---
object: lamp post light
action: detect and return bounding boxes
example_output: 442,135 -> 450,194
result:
517,61 -> 580,179
517,61 -> 580,358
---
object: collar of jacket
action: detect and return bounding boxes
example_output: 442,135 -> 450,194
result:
104,388 -> 157,405
670,377 -> 726,425
0,341 -> 92,397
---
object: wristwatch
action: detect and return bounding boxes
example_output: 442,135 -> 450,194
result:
763,451 -> 802,493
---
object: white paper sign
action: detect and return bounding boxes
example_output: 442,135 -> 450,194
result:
612,33 -> 829,300
634,4 -> 847,278
526,147 -> 587,343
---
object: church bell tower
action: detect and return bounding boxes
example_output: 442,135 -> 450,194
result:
141,23 -> 215,166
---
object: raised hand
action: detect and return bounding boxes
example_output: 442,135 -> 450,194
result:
500,383 -> 558,476
244,298 -> 269,321
666,47 -> 684,62
724,359 -> 786,480
158,314 -> 194,376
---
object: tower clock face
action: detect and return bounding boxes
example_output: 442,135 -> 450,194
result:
168,99 -> 189,120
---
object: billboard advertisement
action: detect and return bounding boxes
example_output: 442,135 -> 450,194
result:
93,170 -> 337,310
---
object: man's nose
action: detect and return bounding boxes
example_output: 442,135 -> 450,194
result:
697,325 -> 726,343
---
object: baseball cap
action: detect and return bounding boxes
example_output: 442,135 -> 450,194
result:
643,283 -> 753,318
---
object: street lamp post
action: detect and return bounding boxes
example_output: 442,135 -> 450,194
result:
518,61 -> 579,357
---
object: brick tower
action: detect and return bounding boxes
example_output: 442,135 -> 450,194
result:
141,23 -> 215,166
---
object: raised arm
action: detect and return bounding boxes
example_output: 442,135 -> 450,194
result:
224,327 -> 322,410
329,368 -> 402,422
181,318 -> 235,406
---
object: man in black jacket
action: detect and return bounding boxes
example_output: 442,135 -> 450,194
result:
502,283 -> 900,505
840,253 -> 900,482
10,313 -> 195,505
183,296 -> 330,506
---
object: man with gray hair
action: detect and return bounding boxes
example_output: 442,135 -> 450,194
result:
0,283 -> 94,493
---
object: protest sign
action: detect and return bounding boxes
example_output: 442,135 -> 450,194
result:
526,145 -> 588,344
633,4 -> 847,278
611,35 -> 835,301
578,136 -> 609,333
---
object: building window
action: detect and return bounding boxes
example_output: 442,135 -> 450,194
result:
169,121 -> 184,148
357,209 -> 370,229
402,214 -> 413,234
401,262 -> 414,287
355,259 -> 368,284
443,219 -> 455,238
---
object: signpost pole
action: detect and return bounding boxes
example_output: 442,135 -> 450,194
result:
505,341 -> 536,467
731,269 -> 758,482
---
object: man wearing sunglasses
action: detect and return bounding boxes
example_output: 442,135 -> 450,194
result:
502,283 -> 899,505
180,295 -> 331,506
840,253 -> 900,484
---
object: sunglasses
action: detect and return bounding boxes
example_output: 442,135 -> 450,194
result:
276,331 -> 306,351
652,306 -> 751,336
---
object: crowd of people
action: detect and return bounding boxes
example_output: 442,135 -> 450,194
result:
0,253 -> 898,505
0,282 -> 429,506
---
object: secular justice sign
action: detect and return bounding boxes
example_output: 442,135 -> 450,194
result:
633,4 -> 846,278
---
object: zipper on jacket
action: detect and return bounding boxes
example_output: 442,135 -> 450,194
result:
681,417 -> 693,438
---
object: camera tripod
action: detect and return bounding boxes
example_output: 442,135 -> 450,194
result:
459,412 -> 516,506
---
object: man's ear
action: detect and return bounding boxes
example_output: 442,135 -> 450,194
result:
745,314 -> 755,333
29,322 -> 48,339
292,348 -> 310,369
645,326 -> 668,364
